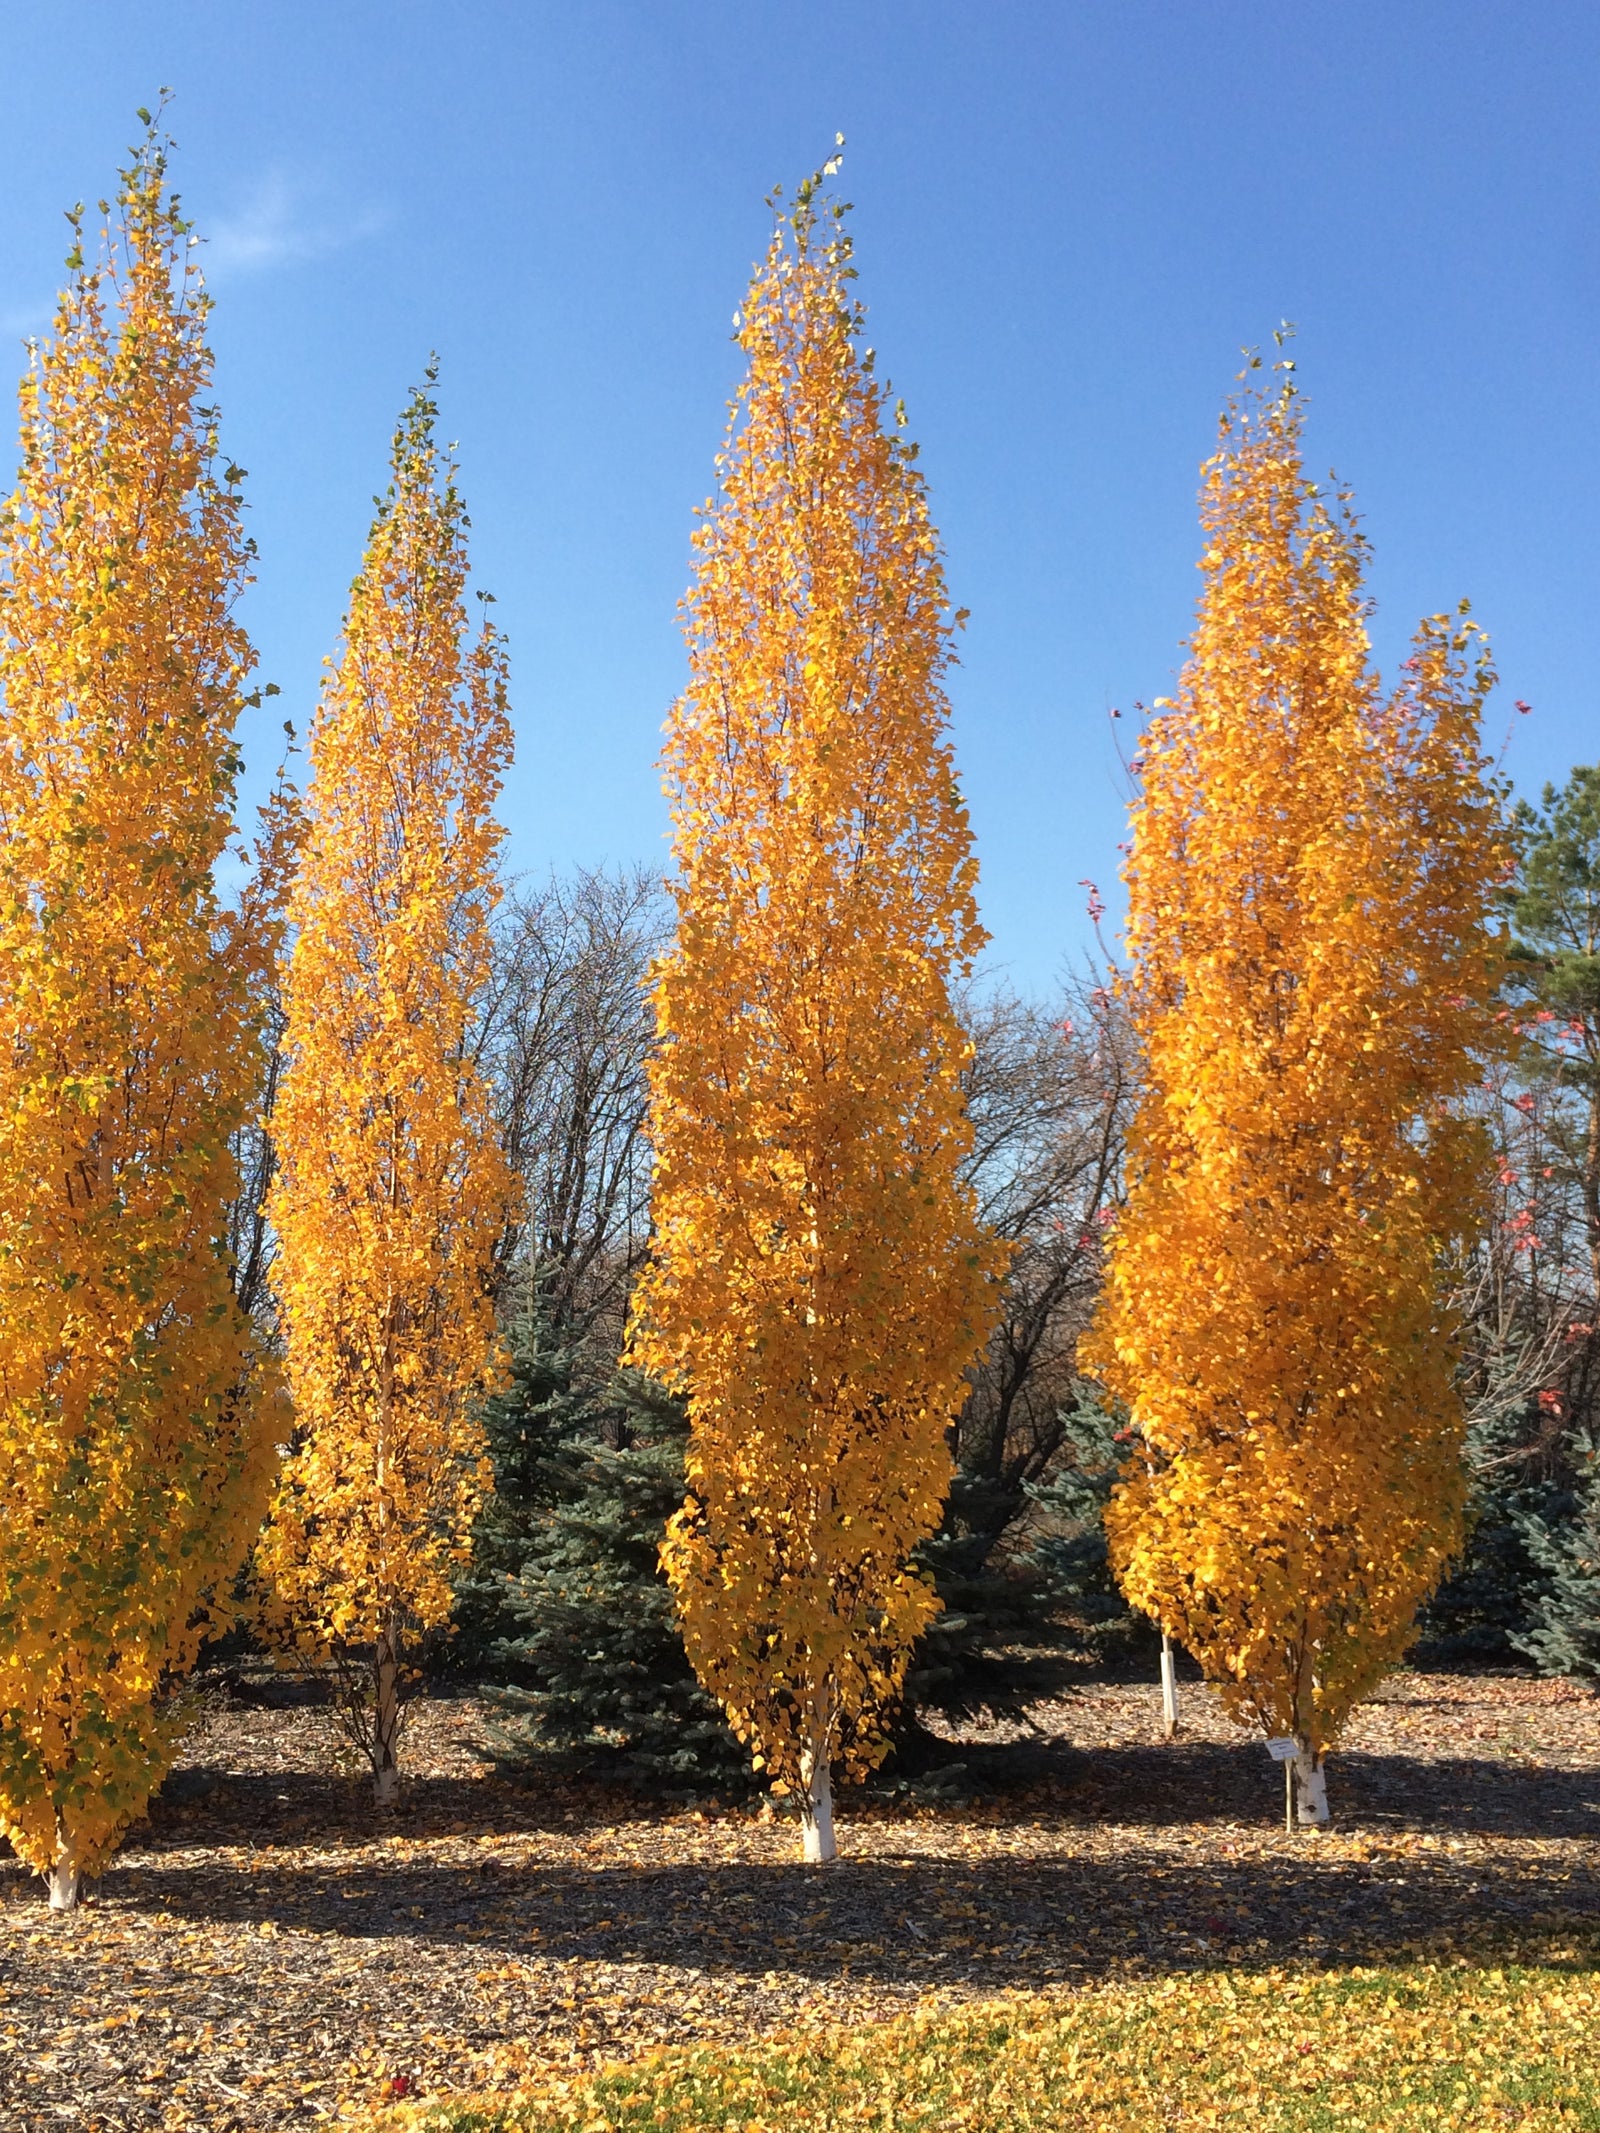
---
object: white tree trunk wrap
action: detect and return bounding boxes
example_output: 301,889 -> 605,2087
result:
1160,1635 -> 1179,1738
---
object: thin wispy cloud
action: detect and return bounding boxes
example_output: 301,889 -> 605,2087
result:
0,174 -> 383,332
203,171 -> 385,278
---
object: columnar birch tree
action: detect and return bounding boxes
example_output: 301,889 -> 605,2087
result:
632,164 -> 999,1862
0,125 -> 280,1906
1085,358 -> 1507,1822
258,379 -> 513,1804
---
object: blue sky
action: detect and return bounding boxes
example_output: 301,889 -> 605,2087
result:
0,1 -> 1595,994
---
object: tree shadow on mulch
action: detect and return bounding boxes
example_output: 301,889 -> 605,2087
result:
1026,1739 -> 1600,1837
147,1728 -> 1600,1851
100,1818 -> 1600,1995
113,1728 -> 1600,1997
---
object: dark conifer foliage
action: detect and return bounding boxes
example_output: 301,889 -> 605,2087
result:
464,1293 -> 1133,1788
1517,1435 -> 1600,1682
1418,1405 -> 1564,1662
462,1296 -> 749,1787
902,1392 -> 1135,1750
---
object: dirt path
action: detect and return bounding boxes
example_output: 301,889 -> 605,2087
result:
2,1670 -> 1596,2130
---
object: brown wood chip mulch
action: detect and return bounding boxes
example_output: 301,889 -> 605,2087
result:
2,1667 -> 1597,2130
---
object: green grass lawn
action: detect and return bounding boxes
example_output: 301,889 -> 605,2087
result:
373,1955 -> 1600,2131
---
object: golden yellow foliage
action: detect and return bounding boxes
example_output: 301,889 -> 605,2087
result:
257,377 -> 513,1801
365,1958 -> 1600,2132
631,170 -> 1000,1854
1084,361 -> 1509,1777
0,128 -> 281,1897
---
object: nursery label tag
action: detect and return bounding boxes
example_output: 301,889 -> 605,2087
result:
1265,1737 -> 1298,1761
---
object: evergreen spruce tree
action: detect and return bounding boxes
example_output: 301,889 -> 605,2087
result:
452,1282 -> 589,1670
465,1298 -> 747,1788
1517,1435 -> 1600,1680
468,1301 -> 1127,1785
1419,1400 -> 1565,1662
901,1391 -> 1133,1743
1022,1396 -> 1142,1648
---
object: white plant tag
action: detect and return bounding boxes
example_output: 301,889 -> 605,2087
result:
1265,1736 -> 1298,1761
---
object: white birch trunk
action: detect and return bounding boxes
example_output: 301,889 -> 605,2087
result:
798,1702 -> 837,1864
47,1823 -> 81,1911
1293,1743 -> 1329,1825
800,1757 -> 836,1863
1159,1635 -> 1179,1739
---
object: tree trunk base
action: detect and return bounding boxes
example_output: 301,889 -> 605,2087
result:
1294,1748 -> 1329,1825
800,1784 -> 836,1863
1159,1636 -> 1179,1739
47,1853 -> 80,1912
799,1744 -> 837,1864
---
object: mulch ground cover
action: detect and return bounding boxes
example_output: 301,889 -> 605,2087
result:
2,1666 -> 1596,2130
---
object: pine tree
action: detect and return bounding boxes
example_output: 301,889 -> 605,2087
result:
0,120 -> 280,1906
258,377 -> 513,1805
632,160 -> 1001,1861
1084,357 -> 1508,1822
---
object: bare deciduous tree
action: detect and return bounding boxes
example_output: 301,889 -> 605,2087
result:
956,971 -> 1136,1497
1455,1056 -> 1594,1461
483,865 -> 665,1359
